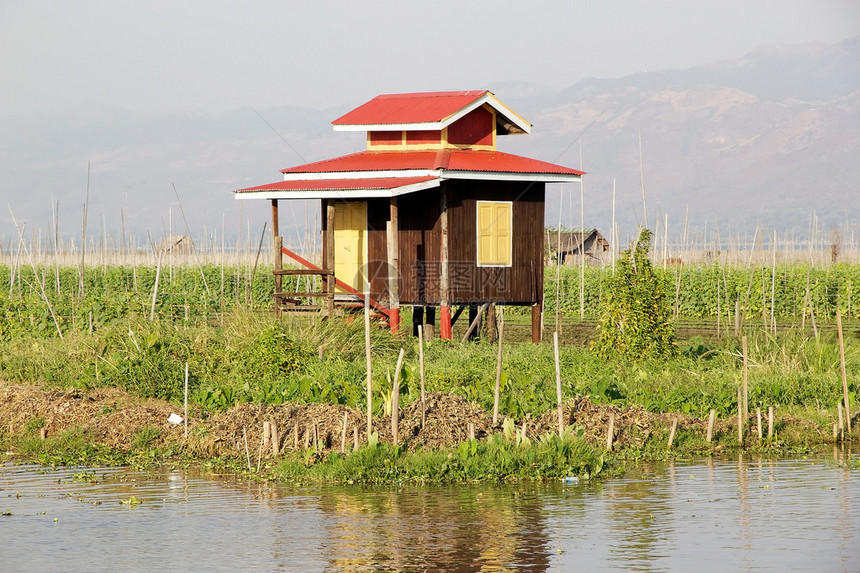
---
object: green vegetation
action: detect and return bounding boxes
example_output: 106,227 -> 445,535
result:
0,259 -> 858,482
594,229 -> 678,360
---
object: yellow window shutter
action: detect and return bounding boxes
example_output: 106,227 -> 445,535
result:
476,201 -> 512,266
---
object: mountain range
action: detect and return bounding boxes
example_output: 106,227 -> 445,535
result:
1,36 -> 858,250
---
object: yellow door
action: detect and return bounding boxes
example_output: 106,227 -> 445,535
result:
333,202 -> 368,294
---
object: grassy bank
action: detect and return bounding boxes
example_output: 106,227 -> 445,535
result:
0,262 -> 858,483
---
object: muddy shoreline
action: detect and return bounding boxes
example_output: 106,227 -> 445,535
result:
1,380 -> 839,468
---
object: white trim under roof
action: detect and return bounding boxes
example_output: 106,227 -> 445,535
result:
332,92 -> 532,134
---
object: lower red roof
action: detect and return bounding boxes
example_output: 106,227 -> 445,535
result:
280,149 -> 585,177
235,176 -> 438,194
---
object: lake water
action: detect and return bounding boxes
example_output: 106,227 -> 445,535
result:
1,454 -> 858,572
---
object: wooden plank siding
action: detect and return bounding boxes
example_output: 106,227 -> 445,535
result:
324,182 -> 545,307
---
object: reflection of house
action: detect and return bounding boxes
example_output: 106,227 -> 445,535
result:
547,229 -> 609,264
234,91 -> 584,342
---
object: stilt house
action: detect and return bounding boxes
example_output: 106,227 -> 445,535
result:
234,90 -> 584,342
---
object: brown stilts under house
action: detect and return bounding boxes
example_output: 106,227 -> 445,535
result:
234,91 -> 584,342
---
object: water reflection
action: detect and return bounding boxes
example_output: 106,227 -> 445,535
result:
1,455 -> 858,572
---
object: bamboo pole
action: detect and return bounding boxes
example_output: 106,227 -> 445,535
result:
554,331 -> 564,437
271,421 -> 279,457
756,407 -> 762,440
493,308 -> 504,426
391,348 -> 405,445
340,412 -> 348,454
667,418 -> 678,450
737,386 -> 743,443
418,324 -> 427,427
365,289 -> 373,439
838,402 -> 845,441
184,362 -> 189,439
767,406 -> 774,439
706,410 -> 716,443
606,413 -> 615,450
837,312 -> 851,433
742,336 -> 748,417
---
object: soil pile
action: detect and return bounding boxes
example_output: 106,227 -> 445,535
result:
0,381 -> 829,462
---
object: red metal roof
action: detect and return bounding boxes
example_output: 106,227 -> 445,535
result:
235,175 -> 438,194
333,91 -> 490,126
280,150 -> 585,177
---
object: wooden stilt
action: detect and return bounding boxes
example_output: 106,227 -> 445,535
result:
386,199 -> 400,333
531,302 -> 542,344
440,189 -> 451,340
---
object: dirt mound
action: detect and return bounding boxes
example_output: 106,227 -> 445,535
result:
0,381 -> 831,462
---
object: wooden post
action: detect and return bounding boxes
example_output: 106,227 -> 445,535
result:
386,199 -> 401,333
756,407 -> 762,440
606,413 -> 615,450
486,303 -> 497,343
531,302 -> 542,344
270,420 -> 279,457
391,348 -> 405,445
272,199 -> 281,316
418,324 -> 426,428
325,200 -> 335,318
742,335 -> 748,417
706,409 -> 716,443
493,308 -> 504,426
767,406 -> 774,439
667,418 -> 678,450
468,422 -> 475,441
837,312 -> 851,433
263,421 -> 271,450
838,402 -> 845,441
554,331 -> 564,437
184,362 -> 189,439
353,425 -> 359,451
340,413 -> 348,454
273,235 -> 283,316
365,288 -> 373,439
439,189 -> 451,340
737,386 -> 743,443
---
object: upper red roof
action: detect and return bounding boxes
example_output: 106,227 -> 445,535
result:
333,91 -> 490,126
281,150 -> 585,177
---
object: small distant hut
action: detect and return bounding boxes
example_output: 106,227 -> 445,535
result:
234,90 -> 584,342
547,229 -> 610,265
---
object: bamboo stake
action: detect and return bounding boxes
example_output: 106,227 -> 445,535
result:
353,426 -> 359,452
79,161 -> 90,297
391,348 -> 405,445
667,418 -> 678,450
418,324 -> 426,428
737,386 -> 743,443
837,312 -> 851,433
838,402 -> 845,441
742,336 -> 748,417
263,421 -> 271,449
579,148 -> 585,321
554,331 -> 564,437
271,421 -> 279,457
184,362 -> 189,439
493,308 -> 504,426
706,410 -> 716,443
256,429 -> 264,473
242,427 -> 251,471
340,412 -> 348,454
767,406 -> 774,439
606,413 -> 615,451
756,407 -> 762,440
365,289 -> 373,439
150,249 -> 163,321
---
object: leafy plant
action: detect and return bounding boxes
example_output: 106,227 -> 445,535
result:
593,229 -> 678,360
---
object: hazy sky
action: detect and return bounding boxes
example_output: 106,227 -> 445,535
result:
3,0 -> 859,117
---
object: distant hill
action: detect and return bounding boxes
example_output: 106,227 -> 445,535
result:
1,36 -> 857,249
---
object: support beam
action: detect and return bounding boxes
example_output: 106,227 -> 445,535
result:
271,199 -> 281,316
531,302 -> 542,344
440,189 -> 451,340
325,200 -> 335,318
387,198 -> 401,333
